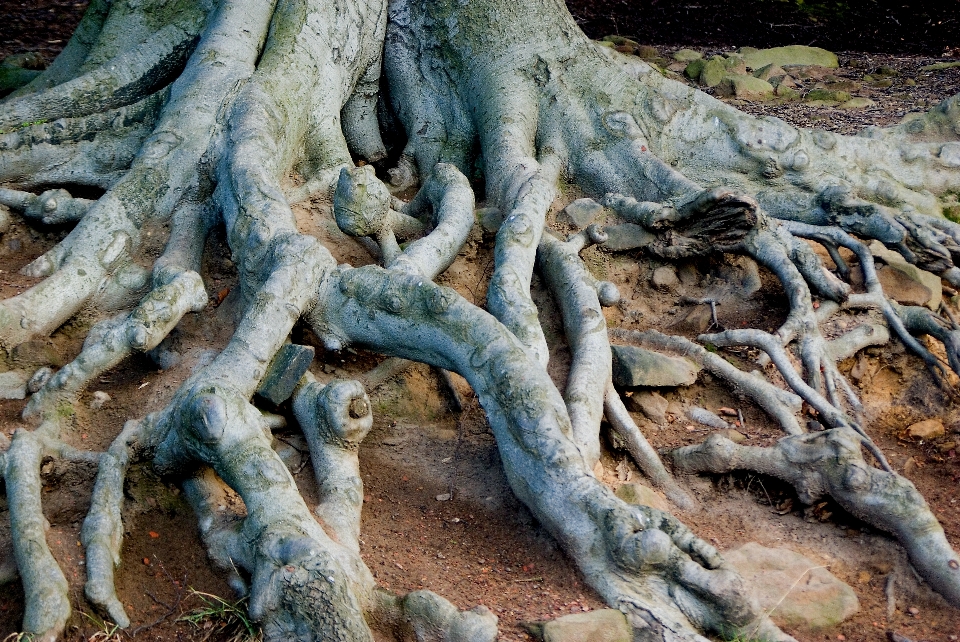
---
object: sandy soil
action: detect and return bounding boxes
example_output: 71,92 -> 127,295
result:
1,3 -> 960,642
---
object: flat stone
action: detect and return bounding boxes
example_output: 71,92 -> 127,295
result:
715,428 -> 747,444
611,345 -> 700,388
560,198 -> 603,229
528,609 -> 632,642
742,45 -> 839,70
876,265 -> 934,308
615,482 -> 671,512
256,343 -> 315,404
699,56 -> 726,87
624,390 -> 668,423
869,241 -> 941,310
839,97 -> 875,109
908,418 -> 945,440
717,74 -> 774,101
724,542 -> 859,631
0,370 -> 30,400
672,48 -> 702,62
651,265 -> 680,291
805,88 -> 852,103
601,223 -> 654,251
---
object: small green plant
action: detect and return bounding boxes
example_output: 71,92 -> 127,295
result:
179,590 -> 262,642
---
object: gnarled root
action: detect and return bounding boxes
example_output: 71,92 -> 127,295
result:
671,429 -> 960,607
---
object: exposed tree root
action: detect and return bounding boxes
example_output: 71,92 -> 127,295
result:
0,0 -> 959,638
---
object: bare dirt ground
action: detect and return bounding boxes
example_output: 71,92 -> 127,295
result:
2,2 -> 960,642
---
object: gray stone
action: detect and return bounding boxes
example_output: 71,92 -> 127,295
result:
672,48 -> 702,62
624,390 -> 668,423
651,265 -> 680,291
89,391 -> 111,410
615,482 -> 671,512
699,56 -> 726,87
527,609 -> 632,642
601,223 -> 654,251
559,198 -> 603,229
742,45 -> 839,70
256,343 -> 315,404
0,370 -> 30,400
723,54 -> 748,76
477,207 -> 504,233
611,345 -> 700,388
724,542 -> 859,631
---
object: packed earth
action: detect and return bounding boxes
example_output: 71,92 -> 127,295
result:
1,1 -> 960,641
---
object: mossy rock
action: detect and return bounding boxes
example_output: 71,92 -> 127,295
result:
716,75 -> 774,101
699,56 -> 726,87
805,88 -> 851,103
742,45 -> 838,70
839,97 -> 875,109
684,58 -> 706,80
672,48 -> 702,62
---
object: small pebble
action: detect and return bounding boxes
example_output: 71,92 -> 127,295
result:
907,606 -> 919,615
90,390 -> 111,409
436,493 -> 451,501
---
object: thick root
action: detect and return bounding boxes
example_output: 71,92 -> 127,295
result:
671,429 -> 960,607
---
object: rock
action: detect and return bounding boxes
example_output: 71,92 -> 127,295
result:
716,428 -> 747,444
672,48 -> 702,62
839,97 -> 875,109
274,435 -> 306,472
0,205 -> 10,235
723,54 -> 748,76
477,207 -> 504,233
611,345 -> 700,388
805,88 -> 852,103
625,390 -> 668,423
875,65 -> 898,76
684,58 -> 706,80
256,343 -> 315,404
724,542 -> 859,631
869,241 -> 941,310
920,61 -> 960,71
776,85 -> 801,100
651,265 -> 680,291
876,265 -> 933,307
601,223 -> 654,251
615,482 -> 671,512
686,406 -> 730,430
908,418 -> 945,440
560,198 -> 603,229
634,45 -> 660,60
716,75 -> 774,101
525,609 -> 631,642
89,391 -> 111,410
699,56 -> 726,87
0,370 -> 30,400
742,45 -> 839,70
753,63 -> 787,81
671,304 -> 713,333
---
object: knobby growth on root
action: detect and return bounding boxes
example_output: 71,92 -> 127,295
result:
0,0 -> 959,639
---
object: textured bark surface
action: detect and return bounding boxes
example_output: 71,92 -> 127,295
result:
1,0 -> 960,640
